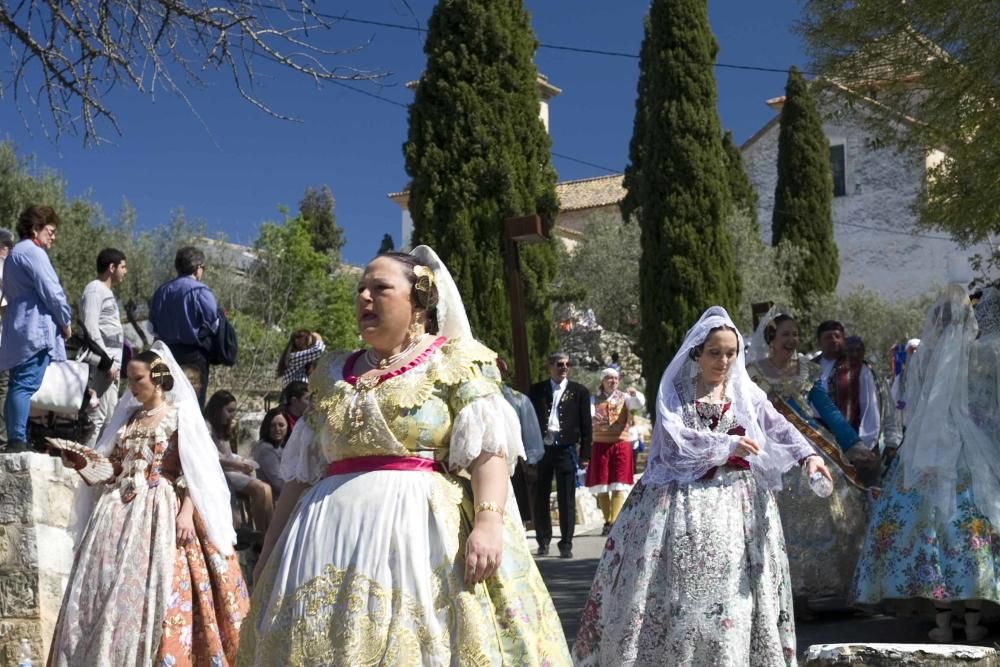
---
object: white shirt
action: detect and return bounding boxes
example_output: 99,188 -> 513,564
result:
80,279 -> 124,368
547,378 -> 568,434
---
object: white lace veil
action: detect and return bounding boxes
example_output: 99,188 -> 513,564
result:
646,306 -> 802,489
69,341 -> 236,555
746,304 -> 793,365
900,284 -> 1000,529
409,245 -> 472,340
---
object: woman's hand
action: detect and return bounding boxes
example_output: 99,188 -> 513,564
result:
732,436 -> 760,458
804,455 -> 832,482
465,512 -> 503,586
176,506 -> 196,546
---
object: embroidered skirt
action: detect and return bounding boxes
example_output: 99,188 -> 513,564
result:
237,469 -> 571,666
573,469 -> 797,666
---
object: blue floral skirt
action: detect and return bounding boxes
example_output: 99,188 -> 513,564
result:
852,459 -> 1000,606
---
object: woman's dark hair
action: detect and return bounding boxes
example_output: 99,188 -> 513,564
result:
259,407 -> 289,447
205,389 -> 238,443
16,205 -> 60,240
764,314 -> 796,345
96,247 -> 126,275
131,350 -> 175,391
174,246 -> 206,276
688,325 -> 740,361
375,252 -> 440,334
276,329 -> 314,377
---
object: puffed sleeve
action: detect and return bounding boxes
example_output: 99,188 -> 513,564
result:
279,414 -> 326,484
447,357 -> 525,476
756,394 -> 817,468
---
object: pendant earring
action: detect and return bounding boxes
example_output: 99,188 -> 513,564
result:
408,320 -> 424,340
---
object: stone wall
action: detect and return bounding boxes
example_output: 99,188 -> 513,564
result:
0,453 -> 79,663
741,99 -> 993,300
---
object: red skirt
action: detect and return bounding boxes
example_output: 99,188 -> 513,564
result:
585,440 -> 634,492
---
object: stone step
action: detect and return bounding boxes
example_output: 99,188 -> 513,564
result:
804,643 -> 999,666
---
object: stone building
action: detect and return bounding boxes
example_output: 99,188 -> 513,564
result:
390,77 -> 992,300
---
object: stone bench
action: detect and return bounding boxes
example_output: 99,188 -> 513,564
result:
804,643 -> 1000,666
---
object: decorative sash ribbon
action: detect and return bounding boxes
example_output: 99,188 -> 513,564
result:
325,455 -> 445,478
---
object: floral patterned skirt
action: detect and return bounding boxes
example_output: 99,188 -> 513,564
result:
852,459 -> 1000,606
237,469 -> 570,666
573,469 -> 797,667
50,485 -> 249,666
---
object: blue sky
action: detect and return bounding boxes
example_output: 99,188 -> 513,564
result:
0,1 -> 805,266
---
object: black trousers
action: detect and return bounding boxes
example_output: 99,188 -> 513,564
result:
534,445 -> 577,549
512,460 -> 536,523
169,343 -> 210,409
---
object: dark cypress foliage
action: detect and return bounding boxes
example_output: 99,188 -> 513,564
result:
771,67 -> 839,306
621,1 -> 741,412
722,130 -> 758,229
404,0 -> 558,380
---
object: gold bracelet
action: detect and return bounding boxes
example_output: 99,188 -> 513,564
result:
474,501 -> 505,517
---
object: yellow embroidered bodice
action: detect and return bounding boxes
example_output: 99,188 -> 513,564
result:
308,337 -> 502,465
747,353 -> 821,403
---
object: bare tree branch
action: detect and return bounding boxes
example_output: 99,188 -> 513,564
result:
0,1 -> 385,144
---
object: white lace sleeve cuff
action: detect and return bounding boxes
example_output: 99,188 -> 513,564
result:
449,393 -> 525,476
279,417 -> 325,484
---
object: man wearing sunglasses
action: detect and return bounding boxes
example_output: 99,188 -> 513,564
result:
529,352 -> 592,559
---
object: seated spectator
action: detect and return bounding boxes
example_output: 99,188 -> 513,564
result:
204,390 -> 272,532
280,380 -> 310,433
276,330 -> 325,387
251,407 -> 288,500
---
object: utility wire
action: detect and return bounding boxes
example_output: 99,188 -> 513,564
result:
257,5 -> 818,76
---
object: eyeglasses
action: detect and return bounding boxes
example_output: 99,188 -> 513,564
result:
553,361 -> 571,368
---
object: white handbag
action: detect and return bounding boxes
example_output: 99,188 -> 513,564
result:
30,360 -> 89,415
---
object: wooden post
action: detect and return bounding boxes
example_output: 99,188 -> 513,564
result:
503,215 -> 546,393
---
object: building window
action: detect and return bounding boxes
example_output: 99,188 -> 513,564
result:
830,144 -> 847,197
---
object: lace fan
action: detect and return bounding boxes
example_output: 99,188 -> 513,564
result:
45,438 -> 115,486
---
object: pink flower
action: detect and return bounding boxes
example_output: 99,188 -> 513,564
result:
721,618 -> 734,630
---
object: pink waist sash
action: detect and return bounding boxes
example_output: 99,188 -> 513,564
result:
325,455 -> 445,477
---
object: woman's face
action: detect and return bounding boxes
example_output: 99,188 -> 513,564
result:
35,224 -> 57,250
127,360 -> 158,403
601,375 -> 619,394
356,256 -> 416,350
268,414 -> 289,443
220,401 -> 238,427
770,320 -> 800,354
697,329 -> 740,384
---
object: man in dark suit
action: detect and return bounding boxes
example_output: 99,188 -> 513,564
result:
529,352 -> 592,559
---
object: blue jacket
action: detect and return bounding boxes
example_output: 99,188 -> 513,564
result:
149,275 -> 219,347
0,240 -> 72,371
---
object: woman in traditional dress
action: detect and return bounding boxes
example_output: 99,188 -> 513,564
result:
586,367 -> 645,535
573,307 -> 831,666
853,284 -> 1000,641
746,311 -> 870,612
50,342 -> 249,666
238,247 -> 571,666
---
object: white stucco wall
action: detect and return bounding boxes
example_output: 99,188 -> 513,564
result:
742,104 -> 993,300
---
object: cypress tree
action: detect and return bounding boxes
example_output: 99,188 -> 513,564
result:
722,130 -> 758,229
771,67 -> 838,307
404,0 -> 558,379
621,0 -> 741,409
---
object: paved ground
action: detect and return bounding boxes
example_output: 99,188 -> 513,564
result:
530,532 -> 997,657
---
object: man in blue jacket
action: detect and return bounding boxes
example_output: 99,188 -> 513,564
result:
150,246 -> 219,407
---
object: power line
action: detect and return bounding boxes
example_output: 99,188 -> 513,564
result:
551,152 -> 620,173
258,5 -> 814,76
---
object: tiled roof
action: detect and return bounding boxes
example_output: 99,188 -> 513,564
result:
555,174 -> 626,212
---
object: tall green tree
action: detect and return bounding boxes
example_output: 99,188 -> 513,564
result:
771,67 -> 838,308
722,130 -> 758,229
298,185 -> 345,260
800,0 -> 1000,258
404,0 -> 558,380
621,0 -> 741,406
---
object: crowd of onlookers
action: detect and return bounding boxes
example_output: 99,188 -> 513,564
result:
0,204 -> 325,537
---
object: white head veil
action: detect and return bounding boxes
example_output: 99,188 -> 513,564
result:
746,304 -> 794,365
70,341 -> 236,554
645,307 -> 806,489
409,245 -> 472,340
900,284 -> 1000,529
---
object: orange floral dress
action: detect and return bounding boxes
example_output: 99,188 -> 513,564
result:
49,405 -> 249,666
